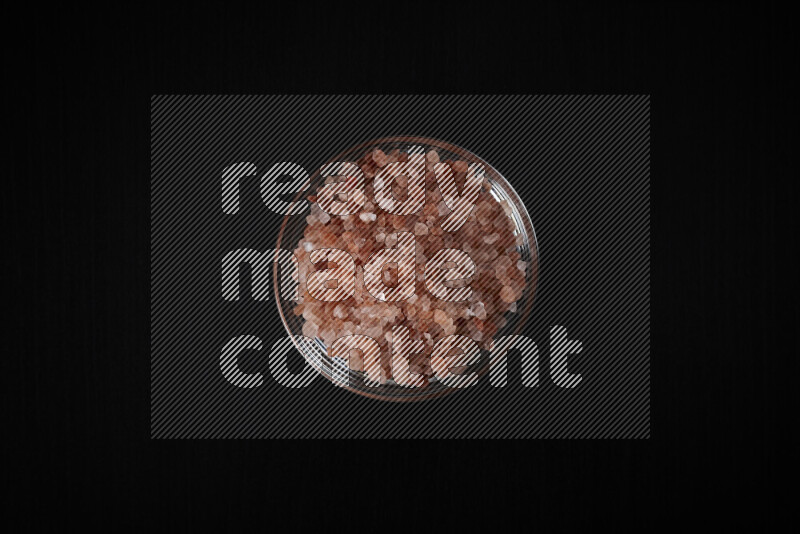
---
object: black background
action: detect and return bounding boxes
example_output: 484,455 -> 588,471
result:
8,3 -> 787,529
151,95 -> 650,438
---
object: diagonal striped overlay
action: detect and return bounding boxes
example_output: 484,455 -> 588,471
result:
151,95 -> 650,438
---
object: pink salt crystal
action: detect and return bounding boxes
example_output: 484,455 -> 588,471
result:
302,307 -> 317,323
476,201 -> 493,226
359,212 -> 377,222
320,328 -> 335,343
500,285 -> 516,303
474,249 -> 489,263
451,160 -> 468,173
517,260 -> 527,272
414,222 -> 429,236
372,149 -> 388,167
395,174 -> 408,187
302,321 -> 318,338
433,309 -> 448,324
385,233 -> 398,247
496,255 -> 512,269
483,233 -> 500,244
420,296 -> 431,311
426,150 -> 440,163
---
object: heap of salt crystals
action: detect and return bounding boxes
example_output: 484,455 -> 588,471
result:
292,148 -> 527,378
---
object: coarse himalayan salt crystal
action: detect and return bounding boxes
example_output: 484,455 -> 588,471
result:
517,260 -> 527,272
483,233 -> 500,244
414,222 -> 429,236
500,285 -> 517,303
468,302 -> 487,320
420,296 -> 431,311
302,321 -> 318,338
426,150 -> 440,163
476,201 -> 493,226
320,328 -> 336,344
497,270 -> 513,287
451,160 -> 469,173
495,254 -> 512,269
360,212 -> 377,222
372,149 -> 388,167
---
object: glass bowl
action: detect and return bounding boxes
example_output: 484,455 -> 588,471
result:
274,136 -> 538,402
